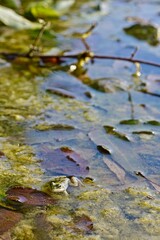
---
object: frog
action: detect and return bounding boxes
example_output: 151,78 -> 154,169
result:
42,176 -> 83,195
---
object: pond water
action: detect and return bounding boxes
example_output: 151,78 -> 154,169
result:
0,0 -> 160,239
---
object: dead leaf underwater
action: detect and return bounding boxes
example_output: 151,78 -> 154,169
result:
38,146 -> 89,177
89,127 -> 144,176
5,187 -> 56,208
71,214 -> 93,234
0,208 -> 22,235
45,71 -> 92,100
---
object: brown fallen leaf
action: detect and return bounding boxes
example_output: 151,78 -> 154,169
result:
72,214 -> 93,234
34,213 -> 52,240
103,157 -> 126,184
0,208 -> 22,235
88,128 -> 144,173
6,187 -> 56,208
0,231 -> 12,240
135,171 -> 160,192
45,71 -> 92,101
46,87 -> 75,98
38,146 -> 89,177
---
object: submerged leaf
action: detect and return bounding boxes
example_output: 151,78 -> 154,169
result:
72,214 -> 93,233
46,88 -> 75,98
104,125 -> 130,141
119,119 -> 141,125
89,128 -> 143,173
38,146 -> 89,177
97,145 -> 111,155
0,208 -> 22,235
124,23 -> 159,46
34,213 -> 52,240
45,71 -> 92,101
132,130 -> 154,135
103,157 -> 126,184
34,123 -> 75,131
5,187 -> 56,208
144,120 -> 160,126
135,172 -> 160,192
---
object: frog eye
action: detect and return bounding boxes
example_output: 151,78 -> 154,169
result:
51,182 -> 56,186
51,182 -> 61,189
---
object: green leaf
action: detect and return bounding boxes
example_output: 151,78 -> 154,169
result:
27,5 -> 59,20
124,23 -> 159,46
144,120 -> 160,126
104,125 -> 130,141
0,5 -> 41,29
132,130 -> 154,135
119,119 -> 141,125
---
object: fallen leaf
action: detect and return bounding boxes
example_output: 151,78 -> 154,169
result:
6,187 -> 56,208
0,231 -> 12,240
0,208 -> 22,235
144,120 -> 160,126
34,123 -> 75,131
97,145 -> 111,155
89,128 -> 144,173
124,23 -> 159,46
38,146 -> 89,177
135,171 -> 160,192
72,214 -> 93,233
103,157 -> 126,184
119,119 -> 141,125
46,87 -> 75,98
45,71 -> 92,101
34,213 -> 52,240
104,125 -> 131,141
132,131 -> 154,135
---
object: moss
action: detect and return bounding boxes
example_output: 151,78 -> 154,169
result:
12,220 -> 36,240
137,215 -> 160,235
0,142 -> 43,192
78,188 -> 110,201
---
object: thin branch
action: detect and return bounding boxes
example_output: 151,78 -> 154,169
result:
1,51 -> 160,68
92,54 -> 160,68
26,21 -> 48,57
141,90 -> 160,98
128,92 -> 135,119
37,53 -> 160,68
130,46 -> 138,59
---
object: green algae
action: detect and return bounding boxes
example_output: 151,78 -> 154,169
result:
0,0 -> 160,239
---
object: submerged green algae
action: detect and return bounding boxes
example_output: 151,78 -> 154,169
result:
0,0 -> 160,239
7,185 -> 160,240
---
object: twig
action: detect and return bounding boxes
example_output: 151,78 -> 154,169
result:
38,53 -> 160,68
81,38 -> 90,51
135,171 -> 160,192
92,54 -> 160,68
128,92 -> 135,119
130,46 -> 138,59
26,21 -> 48,57
141,90 -> 160,98
1,51 -> 160,68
